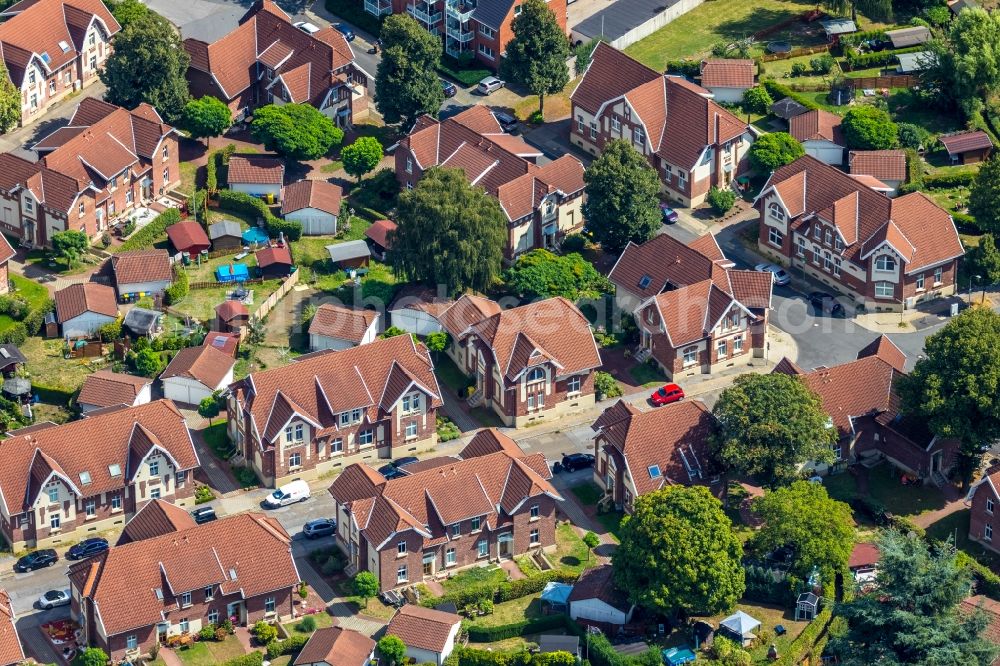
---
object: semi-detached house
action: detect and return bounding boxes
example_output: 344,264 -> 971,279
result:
226,334 -> 443,487
329,428 -> 561,590
570,42 -> 753,207
0,0 -> 119,127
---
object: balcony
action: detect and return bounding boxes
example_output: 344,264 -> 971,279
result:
364,0 -> 391,16
446,23 -> 474,42
407,2 -> 443,24
446,0 -> 475,23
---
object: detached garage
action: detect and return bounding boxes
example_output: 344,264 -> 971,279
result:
228,156 -> 285,200
160,344 -> 236,406
569,564 -> 635,629
282,180 -> 343,235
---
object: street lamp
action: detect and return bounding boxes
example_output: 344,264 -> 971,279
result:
970,274 -> 982,305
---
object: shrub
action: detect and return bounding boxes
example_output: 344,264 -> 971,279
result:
898,123 -> 930,151
118,208 -> 182,252
99,318 -> 123,342
217,190 -> 303,241
198,625 -> 217,641
321,555 -> 345,576
761,80 -> 820,111
574,38 -> 602,72
252,620 -> 278,645
838,29 -> 888,47
164,264 -> 189,305
560,234 -> 587,253
707,186 -> 737,215
378,635 -> 407,666
810,54 -> 835,74
924,4 -> 951,26
465,615 -> 570,642
296,615 -> 317,633
742,85 -> 773,115
594,371 -> 622,399
194,485 -> 214,504
923,171 -> 976,188
790,61 -> 807,76
224,652 -> 264,666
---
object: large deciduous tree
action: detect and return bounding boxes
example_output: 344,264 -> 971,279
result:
100,12 -> 190,123
181,96 -> 232,141
967,233 -> 1000,284
829,530 -> 998,665
500,0 -> 569,116
52,230 -> 89,268
503,249 -> 612,300
582,140 -> 660,255
897,307 -> 1000,486
748,132 -> 804,174
251,104 -> 343,160
0,63 -> 19,133
108,0 -> 150,27
969,155 -> 1000,235
390,167 -> 506,295
612,486 -> 745,618
925,8 -> 1000,117
748,481 -> 854,585
374,14 -> 445,129
822,0 -> 892,23
711,373 -> 837,487
841,106 -> 898,150
342,136 -> 384,181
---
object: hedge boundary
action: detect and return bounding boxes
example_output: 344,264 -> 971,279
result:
465,614 -> 572,642
117,208 -> 182,253
420,569 -> 579,611
217,190 -> 302,241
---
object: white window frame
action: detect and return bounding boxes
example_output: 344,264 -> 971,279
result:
875,255 -> 896,272
126,635 -> 138,650
397,565 -> 408,583
875,281 -> 893,298
915,273 -> 925,291
445,548 -> 456,565
530,504 -> 539,518
85,499 -> 96,517
988,498 -> 995,515
529,528 -> 540,545
733,336 -> 744,354
682,347 -> 697,367
111,494 -> 121,510
50,514 -> 60,529
359,430 -> 373,446
47,486 -> 58,503
471,516 -> 482,532
265,597 -> 275,613
180,592 -> 192,607
405,421 -> 418,439
331,438 -> 343,453
289,452 -> 301,468
768,202 -> 785,222
716,339 -> 727,359
477,539 -> 488,558
567,376 -> 581,394
768,227 -> 783,248
397,541 -> 406,555
987,523 -> 994,542
934,267 -> 943,285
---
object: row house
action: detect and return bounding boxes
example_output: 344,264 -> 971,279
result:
396,105 -> 585,260
570,42 -> 754,207
184,0 -> 369,129
0,0 -> 119,127
226,334 -> 443,487
609,233 -> 773,379
69,504 -> 299,661
968,467 -> 1000,557
0,98 -> 179,248
0,400 -> 199,550
755,155 -> 965,312
773,335 -> 959,480
362,0 -> 567,70
591,399 -> 717,512
453,295 -> 601,427
329,428 -> 562,590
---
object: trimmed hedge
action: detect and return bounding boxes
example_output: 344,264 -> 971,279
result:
844,45 -> 924,70
164,264 -> 189,305
465,614 -> 571,642
774,605 -> 833,666
223,652 -> 264,666
117,208 -> 182,252
923,171 -> 976,189
217,190 -> 302,242
422,569 -> 579,611
265,634 -> 308,659
33,383 -> 75,406
665,60 -> 701,77
839,29 -> 888,47
956,551 -> 1000,598
761,79 -> 820,111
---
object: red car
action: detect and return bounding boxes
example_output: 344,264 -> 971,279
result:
650,383 -> 685,406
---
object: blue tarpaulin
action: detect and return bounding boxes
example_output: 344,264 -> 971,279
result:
540,582 -> 573,606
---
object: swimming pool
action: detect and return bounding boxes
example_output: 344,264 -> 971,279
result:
243,227 -> 269,245
217,263 -> 250,283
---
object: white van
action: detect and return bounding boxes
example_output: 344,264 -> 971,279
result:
264,479 -> 310,508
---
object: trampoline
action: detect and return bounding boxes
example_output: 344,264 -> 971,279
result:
662,647 -> 696,666
242,228 -> 269,244
217,263 -> 250,283
767,40 -> 792,53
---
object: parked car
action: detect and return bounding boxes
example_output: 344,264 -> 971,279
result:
754,262 -> 791,286
37,589 -> 71,610
393,456 -> 419,469
378,463 -> 405,480
441,78 -> 457,98
264,479 -> 311,508
334,23 -> 355,41
15,549 -> 57,572
561,452 -> 595,472
650,382 -> 685,406
660,204 -> 679,225
293,21 -> 320,34
303,518 -> 337,539
808,291 -> 846,317
494,111 -> 518,133
67,537 -> 108,561
477,76 -> 505,95
191,506 -> 217,524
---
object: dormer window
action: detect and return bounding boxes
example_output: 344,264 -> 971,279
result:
768,202 -> 784,222
471,516 -> 482,532
47,486 -> 58,503
402,393 -> 421,413
526,367 -> 545,383
24,198 -> 33,214
875,255 -> 896,272
813,225 -> 822,239
340,411 -> 350,426
824,229 -> 832,245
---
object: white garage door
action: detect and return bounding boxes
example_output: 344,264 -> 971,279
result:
164,380 -> 210,406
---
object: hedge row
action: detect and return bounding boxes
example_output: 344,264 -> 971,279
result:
465,614 -> 571,642
265,634 -> 307,659
0,295 -> 53,345
217,190 -> 302,242
839,29 -> 888,47
422,569 -> 579,610
451,646 -> 576,666
206,144 -> 237,194
956,551 -> 1000,598
118,208 -> 182,253
774,605 -> 834,666
843,45 -> 924,70
665,60 -> 701,77
761,79 -> 820,111
924,171 -> 976,189
165,264 -> 189,305
223,652 -> 264,666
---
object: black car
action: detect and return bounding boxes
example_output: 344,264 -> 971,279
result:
494,111 -> 518,133
561,453 -> 595,472
15,549 -> 57,572
67,537 -> 108,561
303,518 -> 337,539
393,456 -> 419,469
807,291 -> 846,317
378,463 -> 406,480
441,78 -> 457,98
334,23 -> 355,41
191,506 -> 217,525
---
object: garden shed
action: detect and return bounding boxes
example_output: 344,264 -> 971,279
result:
325,241 -> 370,270
820,18 -> 857,41
719,611 -> 760,647
209,220 -> 244,252
123,308 -> 162,338
568,564 -> 634,628
796,592 -> 820,620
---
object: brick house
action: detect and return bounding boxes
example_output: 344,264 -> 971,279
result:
755,155 -> 965,312
610,233 -> 772,379
0,0 -> 119,127
591,399 -> 717,512
773,335 -> 959,480
451,296 -> 601,427
69,506 -> 300,661
0,400 -> 199,550
328,428 -> 562,590
0,98 -> 179,248
968,469 -> 1000,556
226,334 -> 443,487
184,0 -> 369,128
569,42 -> 753,207
395,105 -> 585,260
0,589 -> 23,666
361,0 -> 567,70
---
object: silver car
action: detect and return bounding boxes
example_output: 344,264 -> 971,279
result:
754,262 -> 791,286
476,76 -> 505,95
293,21 -> 320,34
38,589 -> 71,610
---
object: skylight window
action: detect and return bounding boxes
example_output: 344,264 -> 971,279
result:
79,471 -> 92,485
154,588 -> 163,600
40,52 -> 50,63
648,465 -> 661,479
58,41 -> 70,53
108,463 -> 122,477
638,275 -> 652,289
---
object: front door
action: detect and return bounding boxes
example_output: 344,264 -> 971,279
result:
498,534 -> 513,559
422,552 -> 435,577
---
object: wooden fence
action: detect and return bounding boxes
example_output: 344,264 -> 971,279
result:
189,278 -> 265,290
760,44 -> 831,62
848,74 -> 917,89
238,268 -> 300,336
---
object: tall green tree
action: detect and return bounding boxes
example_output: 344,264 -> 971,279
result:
374,14 -> 444,129
100,11 -> 190,122
925,8 -> 1000,117
181,96 -> 232,141
377,635 -> 407,666
108,0 -> 150,27
51,230 -> 89,268
251,104 -> 343,160
0,63 -> 20,134
342,136 -> 384,181
711,373 -> 838,487
967,233 -> 1000,284
748,481 -> 854,585
829,530 -> 998,665
582,140 -> 660,255
500,0 -> 570,115
898,307 -> 1000,486
841,106 -> 898,150
969,154 -> 1000,235
748,132 -> 804,173
822,0 -> 892,23
391,167 -> 506,294
612,486 -> 745,618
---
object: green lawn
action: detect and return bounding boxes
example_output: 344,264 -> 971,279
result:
171,279 -> 284,322
23,248 -> 100,276
704,601 -> 810,663
174,636 -> 246,666
824,464 -> 946,518
628,361 -> 667,388
441,566 -> 507,597
177,160 -> 199,196
333,579 -> 397,620
552,522 -> 593,575
22,337 -> 108,393
466,594 -> 544,629
435,354 -> 470,395
282,612 -> 335,637
889,89 -> 967,136
570,481 -> 603,506
202,421 -> 234,460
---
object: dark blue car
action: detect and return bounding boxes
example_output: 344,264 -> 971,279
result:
334,23 -> 355,41
67,537 -> 109,560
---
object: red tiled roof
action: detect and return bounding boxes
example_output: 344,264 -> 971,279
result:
77,370 -> 150,409
365,219 -> 397,250
436,294 -> 502,339
160,344 -> 235,389
54,282 -> 117,322
849,174 -> 892,191
856,334 -> 906,373
205,331 -> 240,357
281,179 -> 343,216
116,497 -> 197,545
228,155 -> 285,185
939,130 -> 993,155
459,428 -> 525,459
308,304 -> 378,343
0,589 -> 23,666
849,150 -> 906,182
794,355 -> 898,438
215,299 -> 249,322
571,41 -> 660,114
111,249 -> 172,286
294,627 -> 374,666
386,606 -> 461,654
256,244 -> 292,267
700,59 -> 755,89
848,542 -> 879,569
166,221 -> 211,253
790,109 -> 843,144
